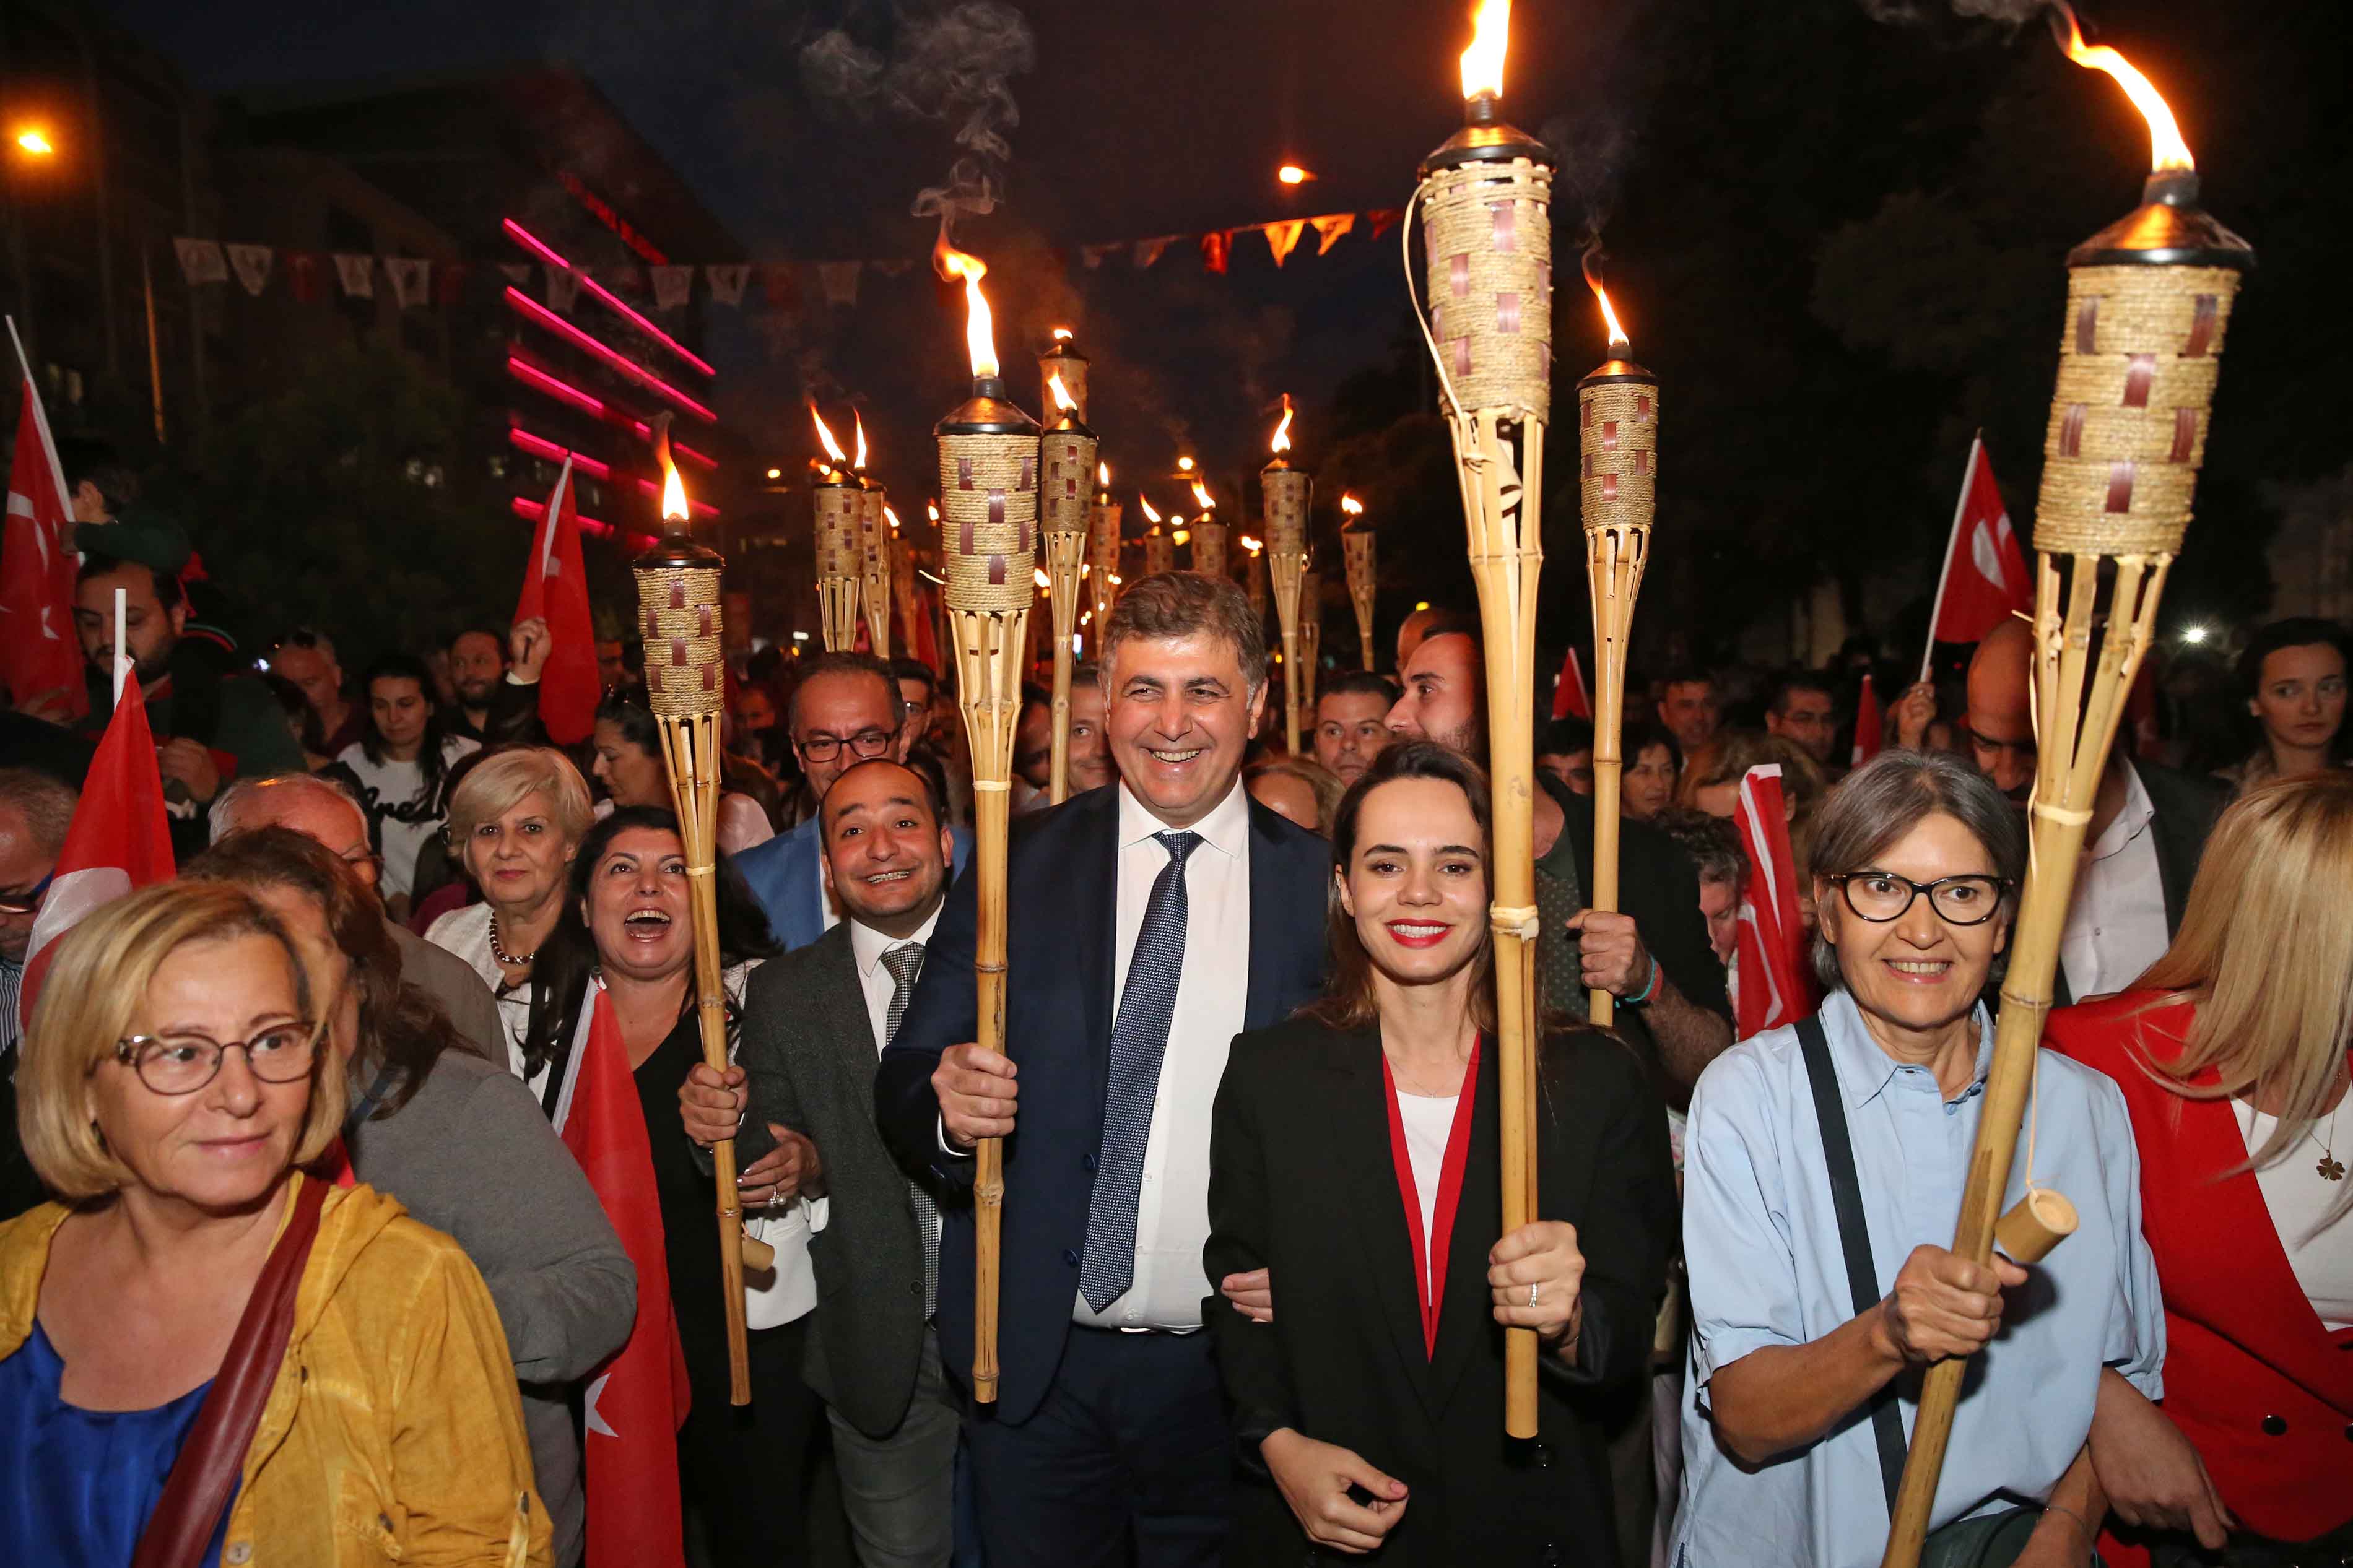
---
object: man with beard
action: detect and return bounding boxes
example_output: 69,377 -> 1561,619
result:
71,522 -> 302,855
679,758 -> 964,1565
443,621 -> 552,747
1310,671 -> 1399,789
1965,617 -> 2223,1003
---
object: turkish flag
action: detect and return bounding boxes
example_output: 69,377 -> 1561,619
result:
513,458 -> 601,745
17,680 -> 176,1032
1732,765 -> 1817,1041
1550,646 -> 1591,721
556,985 -> 690,1568
1851,672 -> 1883,767
2,358 -> 88,722
1926,435 -> 2033,649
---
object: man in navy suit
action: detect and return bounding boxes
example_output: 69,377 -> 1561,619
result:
737,650 -> 970,950
876,573 -> 1331,1568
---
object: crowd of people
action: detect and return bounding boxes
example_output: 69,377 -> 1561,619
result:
0,459 -> 2348,1568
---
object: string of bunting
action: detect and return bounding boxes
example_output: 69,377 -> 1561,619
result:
167,208 -> 1404,310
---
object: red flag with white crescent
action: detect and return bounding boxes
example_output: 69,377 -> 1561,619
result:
513,457 -> 601,745
557,983 -> 690,1568
2,353 -> 88,722
17,680 -> 176,1032
1550,646 -> 1591,721
1732,765 -> 1817,1040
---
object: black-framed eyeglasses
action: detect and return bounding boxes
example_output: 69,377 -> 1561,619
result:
1823,872 -> 2014,927
0,870 -> 53,917
795,729 -> 895,763
111,1020 -> 322,1096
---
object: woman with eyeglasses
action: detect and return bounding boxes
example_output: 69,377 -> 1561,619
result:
591,688 -> 778,854
0,880 -> 549,1566
337,652 -> 481,921
1676,749 -> 2164,1568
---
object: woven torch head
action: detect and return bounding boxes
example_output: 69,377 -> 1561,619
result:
935,384 -> 1042,614
633,537 -> 726,719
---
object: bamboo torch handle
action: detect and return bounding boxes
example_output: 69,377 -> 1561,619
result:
968,772 -> 1012,1403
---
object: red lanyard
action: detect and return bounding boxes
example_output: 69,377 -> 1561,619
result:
1381,1038 -> 1481,1359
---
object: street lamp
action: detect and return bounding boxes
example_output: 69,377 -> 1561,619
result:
12,128 -> 54,158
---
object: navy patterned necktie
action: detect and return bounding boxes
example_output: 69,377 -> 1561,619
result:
1079,829 -> 1201,1312
883,942 -> 941,1319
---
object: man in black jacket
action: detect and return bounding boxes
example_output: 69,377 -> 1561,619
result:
680,757 -> 962,1566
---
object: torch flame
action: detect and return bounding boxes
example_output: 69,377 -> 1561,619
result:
1582,245 -> 1631,352
1341,493 -> 1364,516
1270,394 -> 1295,455
1240,535 -> 1263,555
1049,373 -> 1076,412
1034,567 -> 1051,590
2051,2 -> 2193,172
1459,0 -> 1511,102
1051,326 -> 1074,341
1138,495 -> 1162,525
885,505 -> 901,531
654,420 -> 689,525
1191,480 -> 1215,511
809,403 -> 849,466
1097,460 -> 1110,487
853,411 -> 869,471
932,230 -> 1000,378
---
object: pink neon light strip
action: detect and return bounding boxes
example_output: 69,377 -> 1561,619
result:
504,288 -> 716,423
508,427 -> 718,517
510,494 -> 658,550
504,217 -> 717,379
504,356 -> 718,469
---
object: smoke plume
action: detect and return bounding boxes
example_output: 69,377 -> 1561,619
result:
1855,0 -> 2051,25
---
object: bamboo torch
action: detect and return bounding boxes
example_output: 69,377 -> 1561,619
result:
633,418 -> 773,1405
1410,0 -> 1549,1437
1040,326 -> 1090,423
811,405 -> 863,652
1880,15 -> 2251,1565
932,235 -> 1038,1407
1341,493 -> 1378,670
854,414 -> 893,659
1087,462 -> 1123,630
1242,533 -> 1268,625
1189,479 -> 1228,580
1300,567 -> 1324,716
1041,375 -> 1098,803
1261,396 -> 1313,755
1577,251 -> 1657,1029
888,505 -> 923,663
1138,494 -> 1176,577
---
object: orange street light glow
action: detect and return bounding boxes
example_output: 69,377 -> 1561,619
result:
765,467 -> 782,480
14,128 -> 55,157
2051,2 -> 2194,171
932,231 -> 999,378
1051,326 -> 1074,340
1460,0 -> 1511,102
1277,164 -> 1314,185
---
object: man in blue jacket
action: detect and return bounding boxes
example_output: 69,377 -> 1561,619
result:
876,574 -> 1331,1567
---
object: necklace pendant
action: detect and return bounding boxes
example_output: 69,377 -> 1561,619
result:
2320,1154 -> 2346,1182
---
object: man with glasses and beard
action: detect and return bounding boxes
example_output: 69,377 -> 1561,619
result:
441,620 -> 554,747
737,652 -> 971,951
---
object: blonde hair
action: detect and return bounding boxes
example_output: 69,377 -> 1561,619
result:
19,880 -> 346,1202
2136,771 -> 2353,1212
446,747 -> 594,854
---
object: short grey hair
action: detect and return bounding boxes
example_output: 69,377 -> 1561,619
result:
209,771 -> 368,844
1808,748 -> 2026,994
1101,572 -> 1268,695
0,768 -> 77,857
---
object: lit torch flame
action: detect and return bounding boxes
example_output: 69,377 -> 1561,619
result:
853,411 -> 869,471
1341,493 -> 1364,517
932,230 -> 999,378
653,417 -> 689,524
1048,373 -> 1076,413
1460,0 -> 1511,102
927,501 -> 941,524
1191,480 -> 1215,511
885,505 -> 901,531
1271,394 -> 1295,455
1097,460 -> 1110,488
1034,567 -> 1051,590
810,403 -> 849,468
2051,2 -> 2193,172
1240,534 -> 1263,555
1138,495 -> 1162,525
1581,246 -> 1631,353
1051,326 -> 1074,341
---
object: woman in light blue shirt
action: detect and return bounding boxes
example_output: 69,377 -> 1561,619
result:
1677,750 -> 2162,1568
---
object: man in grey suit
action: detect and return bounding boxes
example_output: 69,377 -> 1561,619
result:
682,756 -> 959,1566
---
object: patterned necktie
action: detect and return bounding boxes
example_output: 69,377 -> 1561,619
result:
1079,829 -> 1201,1312
882,942 -> 941,1320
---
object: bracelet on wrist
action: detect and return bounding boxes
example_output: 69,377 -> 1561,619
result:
1626,953 -> 1661,1007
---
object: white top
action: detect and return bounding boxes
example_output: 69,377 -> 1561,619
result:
803,906 -> 946,1239
2233,1099 -> 2353,1331
1396,1091 -> 1458,1302
339,735 -> 481,901
1072,779 -> 1254,1332
425,903 -> 541,1096
2059,762 -> 2172,1000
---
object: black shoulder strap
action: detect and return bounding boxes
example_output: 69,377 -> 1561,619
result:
1794,1011 -> 1908,1515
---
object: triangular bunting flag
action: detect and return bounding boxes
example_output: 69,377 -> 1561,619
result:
224,243 -> 274,297
705,263 -> 750,306
173,238 -> 227,286
651,265 -> 694,310
385,256 -> 432,309
1263,220 -> 1307,268
332,253 -> 375,299
817,261 -> 862,308
435,261 -> 471,305
1368,209 -> 1404,241
871,258 -> 915,279
759,262 -> 800,310
1200,231 -> 1231,275
1134,236 -> 1177,269
546,264 -> 580,313
499,262 -> 532,287
1081,242 -> 1125,270
285,251 -> 322,303
1311,214 -> 1357,256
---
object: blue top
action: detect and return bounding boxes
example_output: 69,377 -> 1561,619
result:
0,1321 -> 235,1568
1675,990 -> 2164,1568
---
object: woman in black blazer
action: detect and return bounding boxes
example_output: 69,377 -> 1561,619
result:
1206,742 -> 1677,1565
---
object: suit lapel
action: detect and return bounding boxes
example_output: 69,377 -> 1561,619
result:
1429,1039 -> 1503,1415
815,925 -> 880,1091
786,820 -> 826,945
1331,1028 -> 1442,1413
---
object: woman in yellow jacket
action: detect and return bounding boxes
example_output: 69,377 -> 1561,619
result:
0,879 -> 549,1568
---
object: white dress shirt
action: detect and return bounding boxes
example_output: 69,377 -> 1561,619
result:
2059,761 -> 2172,1000
805,905 -> 946,1239
1072,779 -> 1254,1331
